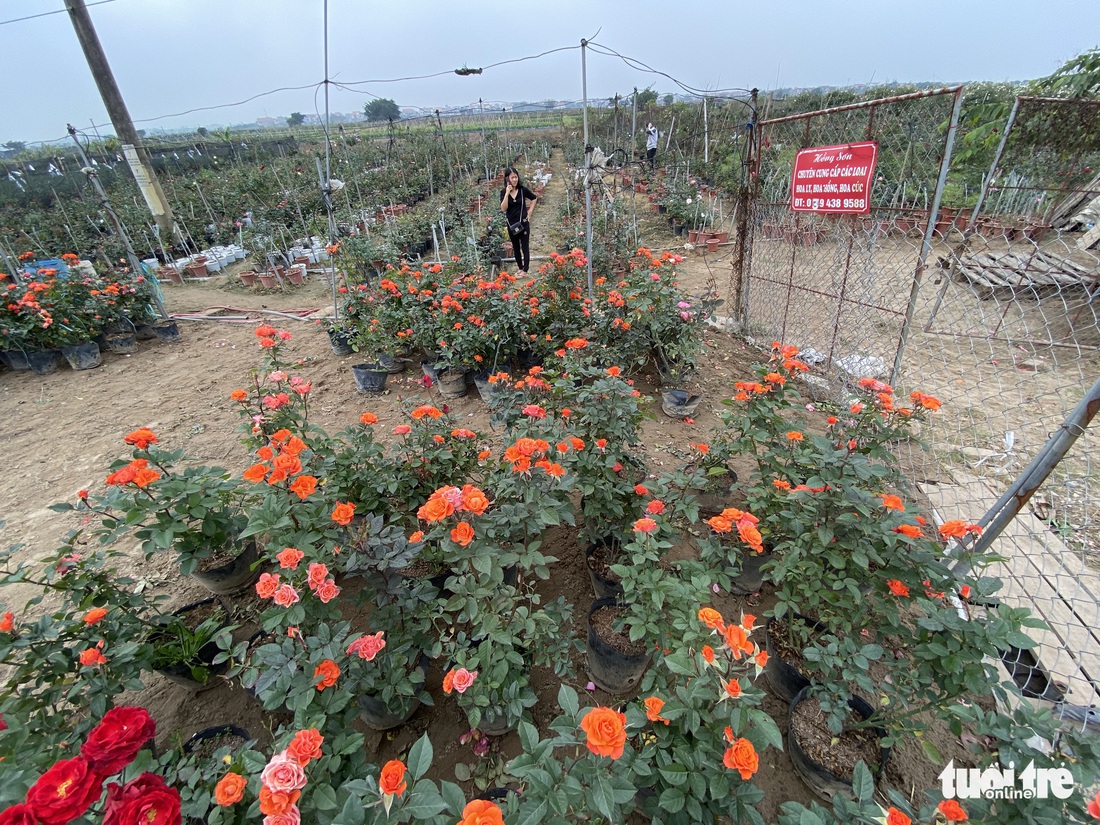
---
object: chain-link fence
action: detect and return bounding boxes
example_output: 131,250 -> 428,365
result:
912,95 -> 1100,726
744,87 -> 962,382
742,89 -> 1100,727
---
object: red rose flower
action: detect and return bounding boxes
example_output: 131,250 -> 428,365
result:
81,706 -> 156,776
0,804 -> 39,825
102,773 -> 181,825
25,757 -> 103,825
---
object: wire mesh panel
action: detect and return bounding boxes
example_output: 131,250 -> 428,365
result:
912,96 -> 1100,725
746,88 -> 961,382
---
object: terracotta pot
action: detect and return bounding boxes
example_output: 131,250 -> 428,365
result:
238,271 -> 257,287
705,238 -> 720,253
158,267 -> 183,285
257,273 -> 278,288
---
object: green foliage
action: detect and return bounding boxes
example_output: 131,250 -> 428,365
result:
287,112 -> 306,127
364,98 -> 401,122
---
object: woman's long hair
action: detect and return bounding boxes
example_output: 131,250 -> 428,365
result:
503,166 -> 523,189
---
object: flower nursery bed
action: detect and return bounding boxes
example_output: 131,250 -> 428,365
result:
1,149 -> 1092,825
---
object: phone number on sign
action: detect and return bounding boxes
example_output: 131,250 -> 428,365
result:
793,197 -> 867,210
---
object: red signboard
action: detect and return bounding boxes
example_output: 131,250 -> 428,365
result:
790,141 -> 879,214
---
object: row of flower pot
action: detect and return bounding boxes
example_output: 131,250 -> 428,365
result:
0,321 -> 182,375
238,264 -> 308,289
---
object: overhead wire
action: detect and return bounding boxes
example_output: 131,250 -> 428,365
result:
0,0 -> 116,27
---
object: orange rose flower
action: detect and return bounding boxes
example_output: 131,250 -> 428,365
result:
229,389 -> 248,402
457,799 -> 504,825
79,642 -> 107,666
83,607 -> 108,625
580,707 -> 627,759
132,468 -> 160,488
633,517 -> 658,533
417,497 -> 453,523
887,579 -> 910,597
286,728 -> 324,766
0,612 -> 14,632
331,502 -> 355,526
258,786 -> 300,816
123,428 -> 158,449
378,760 -> 407,797
272,454 -> 302,475
937,799 -> 968,821
461,485 -> 490,515
313,659 -> 340,690
277,547 -> 304,570
894,523 -> 922,538
701,645 -> 715,664
450,521 -> 475,546
706,515 -> 733,534
722,737 -> 758,779
214,772 -> 247,806
885,808 -> 911,825
880,494 -> 904,511
698,607 -> 724,629
644,697 -> 669,725
360,412 -> 378,425
289,475 -> 317,500
785,431 -> 804,441
243,463 -> 268,483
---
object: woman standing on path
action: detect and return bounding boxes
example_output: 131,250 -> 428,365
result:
500,166 -> 538,275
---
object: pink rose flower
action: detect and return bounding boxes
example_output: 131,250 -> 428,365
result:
440,486 -> 464,509
347,631 -> 386,661
273,584 -> 300,607
260,751 -> 307,793
451,667 -> 477,694
263,808 -> 301,825
306,562 -> 329,590
315,579 -> 340,604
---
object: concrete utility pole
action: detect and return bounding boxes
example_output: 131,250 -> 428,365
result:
64,0 -> 177,244
631,87 -> 638,161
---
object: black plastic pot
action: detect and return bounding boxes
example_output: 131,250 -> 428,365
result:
377,352 -> 406,374
420,359 -> 441,383
514,347 -> 544,371
476,706 -> 517,737
134,323 -> 158,341
358,656 -> 430,730
660,388 -> 702,418
62,341 -> 102,370
436,368 -> 468,399
152,320 -> 182,342
328,327 -> 354,356
183,724 -> 251,756
27,349 -> 63,375
190,541 -> 261,595
788,687 -> 890,801
585,538 -> 624,601
764,615 -> 824,704
1,349 -> 30,370
471,369 -> 502,404
352,363 -> 388,393
104,331 -> 138,354
150,597 -> 230,692
729,550 -> 771,596
586,597 -> 652,694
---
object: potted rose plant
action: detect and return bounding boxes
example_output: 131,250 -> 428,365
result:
84,428 -> 261,594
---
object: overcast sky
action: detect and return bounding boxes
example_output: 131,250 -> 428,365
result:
1,0 -> 1097,145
